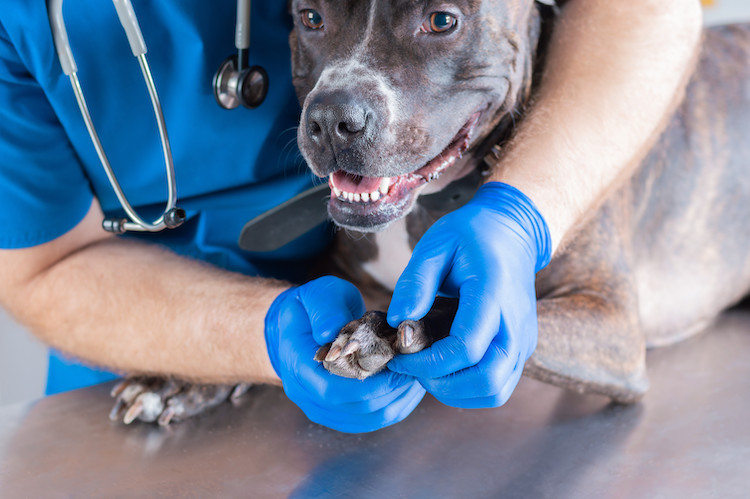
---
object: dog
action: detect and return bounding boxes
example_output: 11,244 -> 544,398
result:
292,1 -> 750,404
110,1 -> 750,423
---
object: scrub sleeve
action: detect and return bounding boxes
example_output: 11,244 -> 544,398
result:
0,1 -> 331,393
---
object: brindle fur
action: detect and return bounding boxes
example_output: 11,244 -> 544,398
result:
524,25 -> 750,400
299,3 -> 750,403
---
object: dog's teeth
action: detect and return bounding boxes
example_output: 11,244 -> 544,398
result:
333,186 -> 341,197
370,190 -> 380,201
353,193 -> 361,202
347,192 -> 354,202
379,178 -> 390,195
361,192 -> 370,202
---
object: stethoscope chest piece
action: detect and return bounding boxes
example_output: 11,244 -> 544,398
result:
213,55 -> 269,110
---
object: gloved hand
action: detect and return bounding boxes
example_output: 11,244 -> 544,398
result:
265,276 -> 425,433
387,182 -> 552,409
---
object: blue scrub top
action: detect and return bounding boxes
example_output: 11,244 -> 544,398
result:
0,1 -> 331,393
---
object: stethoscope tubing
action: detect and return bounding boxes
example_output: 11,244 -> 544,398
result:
49,0 -> 181,233
68,56 -> 178,232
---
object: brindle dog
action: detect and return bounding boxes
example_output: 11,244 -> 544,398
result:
293,0 -> 750,403
111,1 -> 750,424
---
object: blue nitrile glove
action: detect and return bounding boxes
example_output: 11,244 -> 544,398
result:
265,276 -> 426,433
387,182 -> 552,409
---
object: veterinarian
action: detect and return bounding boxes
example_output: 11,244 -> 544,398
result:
0,1 -> 701,432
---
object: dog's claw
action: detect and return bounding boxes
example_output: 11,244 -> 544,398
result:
123,399 -> 145,425
314,344 -> 331,362
342,340 -> 360,357
157,406 -> 176,427
110,379 -> 129,398
399,323 -> 415,349
109,380 -> 143,421
397,320 -> 431,354
230,383 -> 252,403
109,399 -> 128,422
325,345 -> 343,362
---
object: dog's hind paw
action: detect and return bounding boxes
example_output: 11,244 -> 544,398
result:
109,377 -> 251,426
315,311 -> 432,379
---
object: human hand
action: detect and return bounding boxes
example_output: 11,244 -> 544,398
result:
265,276 -> 425,432
387,182 -> 551,408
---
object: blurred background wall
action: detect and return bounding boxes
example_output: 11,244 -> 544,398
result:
0,308 -> 46,406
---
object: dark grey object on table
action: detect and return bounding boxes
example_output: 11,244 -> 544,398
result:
1,311 -> 749,498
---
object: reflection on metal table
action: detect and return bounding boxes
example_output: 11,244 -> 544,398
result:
1,310 -> 749,498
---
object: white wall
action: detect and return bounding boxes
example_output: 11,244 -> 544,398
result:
703,0 -> 750,26
0,307 -> 47,406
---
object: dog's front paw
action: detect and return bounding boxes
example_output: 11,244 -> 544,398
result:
315,311 -> 432,379
109,377 -> 251,426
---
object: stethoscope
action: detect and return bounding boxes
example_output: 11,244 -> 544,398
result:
48,0 -> 268,234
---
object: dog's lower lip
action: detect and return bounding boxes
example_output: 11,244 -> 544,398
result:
327,111 -> 481,207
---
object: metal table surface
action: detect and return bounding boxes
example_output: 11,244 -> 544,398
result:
1,311 -> 749,498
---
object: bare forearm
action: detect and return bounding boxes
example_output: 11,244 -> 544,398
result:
3,237 -> 287,385
491,0 -> 703,251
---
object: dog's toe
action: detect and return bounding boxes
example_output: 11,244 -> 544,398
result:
317,310 -> 400,379
109,376 -> 241,426
396,319 -> 432,354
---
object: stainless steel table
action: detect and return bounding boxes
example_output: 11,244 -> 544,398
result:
1,310 -> 749,498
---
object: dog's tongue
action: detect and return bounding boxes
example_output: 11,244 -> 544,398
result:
331,170 -> 381,194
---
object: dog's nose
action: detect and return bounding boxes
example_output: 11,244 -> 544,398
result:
305,91 -> 372,151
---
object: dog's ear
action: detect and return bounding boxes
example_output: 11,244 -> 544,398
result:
494,3 -> 541,121
521,5 -> 543,105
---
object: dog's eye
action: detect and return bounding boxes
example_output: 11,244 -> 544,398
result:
300,9 -> 324,30
421,12 -> 458,34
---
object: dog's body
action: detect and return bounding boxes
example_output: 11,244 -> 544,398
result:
524,22 -> 750,398
293,2 -> 750,402
110,2 -> 750,423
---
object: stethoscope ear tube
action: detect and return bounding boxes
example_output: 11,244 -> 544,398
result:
112,0 -> 147,57
48,0 -> 183,233
48,0 -> 76,75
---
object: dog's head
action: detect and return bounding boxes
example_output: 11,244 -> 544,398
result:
290,0 -> 540,231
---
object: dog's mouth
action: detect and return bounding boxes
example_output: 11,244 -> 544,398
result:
326,112 -> 480,230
